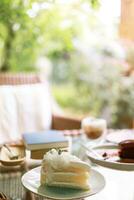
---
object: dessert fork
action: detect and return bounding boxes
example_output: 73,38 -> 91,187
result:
80,142 -> 103,159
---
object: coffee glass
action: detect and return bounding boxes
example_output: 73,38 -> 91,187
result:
81,117 -> 107,145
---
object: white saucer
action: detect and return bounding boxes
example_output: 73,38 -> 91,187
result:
87,144 -> 134,171
22,166 -> 105,200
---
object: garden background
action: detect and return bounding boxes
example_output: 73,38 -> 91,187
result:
0,0 -> 134,128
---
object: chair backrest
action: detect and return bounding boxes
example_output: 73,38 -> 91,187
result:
0,73 -> 41,85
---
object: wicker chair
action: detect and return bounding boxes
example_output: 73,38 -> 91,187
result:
0,73 -> 81,200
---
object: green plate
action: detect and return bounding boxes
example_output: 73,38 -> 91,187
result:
22,166 -> 105,200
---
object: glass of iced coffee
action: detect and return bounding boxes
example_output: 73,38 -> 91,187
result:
81,117 -> 107,141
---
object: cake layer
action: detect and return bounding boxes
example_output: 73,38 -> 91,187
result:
41,171 -> 89,184
46,181 -> 90,190
119,140 -> 134,148
43,161 -> 90,173
40,172 -> 90,190
42,153 -> 90,172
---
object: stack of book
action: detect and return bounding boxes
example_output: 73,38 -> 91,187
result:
23,130 -> 69,159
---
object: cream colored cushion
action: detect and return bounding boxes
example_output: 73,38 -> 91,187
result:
0,83 -> 52,144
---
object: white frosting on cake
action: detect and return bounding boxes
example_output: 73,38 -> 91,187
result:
40,149 -> 91,190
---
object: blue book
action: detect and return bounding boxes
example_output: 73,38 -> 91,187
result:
23,130 -> 69,150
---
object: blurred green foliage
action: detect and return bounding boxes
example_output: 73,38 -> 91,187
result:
0,0 -> 34,71
0,0 -> 99,71
52,44 -> 134,128
0,0 -> 133,128
52,84 -> 94,116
